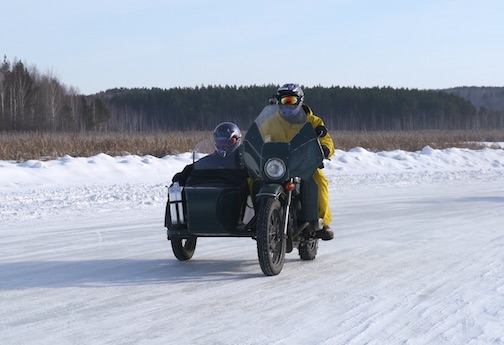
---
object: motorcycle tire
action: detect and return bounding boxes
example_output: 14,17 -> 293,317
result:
299,238 -> 318,260
171,237 -> 197,261
256,197 -> 286,276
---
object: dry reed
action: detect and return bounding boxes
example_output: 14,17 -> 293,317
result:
332,129 -> 504,152
1,129 -> 503,162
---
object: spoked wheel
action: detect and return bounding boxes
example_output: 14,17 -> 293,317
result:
299,237 -> 319,260
256,197 -> 286,276
171,237 -> 197,261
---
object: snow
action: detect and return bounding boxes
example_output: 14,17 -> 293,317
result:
1,145 -> 504,345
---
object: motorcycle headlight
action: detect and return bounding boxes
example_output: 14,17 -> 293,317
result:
264,158 -> 286,180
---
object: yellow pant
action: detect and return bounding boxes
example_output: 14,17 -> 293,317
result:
313,169 -> 332,226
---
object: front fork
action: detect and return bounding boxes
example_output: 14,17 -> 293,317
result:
283,190 -> 292,237
282,178 -> 294,237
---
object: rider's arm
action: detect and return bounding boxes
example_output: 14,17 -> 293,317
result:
172,163 -> 194,186
308,115 -> 335,159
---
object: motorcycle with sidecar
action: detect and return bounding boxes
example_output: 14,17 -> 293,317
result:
164,104 -> 325,276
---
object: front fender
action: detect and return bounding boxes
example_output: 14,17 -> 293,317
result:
255,184 -> 285,200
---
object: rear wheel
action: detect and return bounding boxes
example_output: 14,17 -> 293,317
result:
256,197 -> 286,276
171,237 -> 197,261
299,238 -> 318,260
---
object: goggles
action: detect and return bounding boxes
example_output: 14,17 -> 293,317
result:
279,95 -> 300,105
215,137 -> 237,147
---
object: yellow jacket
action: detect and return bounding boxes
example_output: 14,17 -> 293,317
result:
259,104 -> 334,158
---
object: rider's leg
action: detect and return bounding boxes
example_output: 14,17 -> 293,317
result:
313,169 -> 332,226
312,169 -> 333,240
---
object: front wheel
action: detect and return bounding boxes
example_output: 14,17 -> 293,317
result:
171,237 -> 197,261
256,197 -> 286,276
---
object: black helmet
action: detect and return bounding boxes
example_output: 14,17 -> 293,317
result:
276,83 -> 305,121
213,122 -> 242,157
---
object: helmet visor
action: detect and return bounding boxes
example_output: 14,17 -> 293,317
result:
215,137 -> 237,148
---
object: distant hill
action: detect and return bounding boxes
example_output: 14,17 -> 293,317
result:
443,87 -> 504,110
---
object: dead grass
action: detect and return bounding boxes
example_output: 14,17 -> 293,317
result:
0,132 -> 210,162
331,129 -> 504,152
1,129 -> 503,162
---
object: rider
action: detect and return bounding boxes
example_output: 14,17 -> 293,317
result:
264,83 -> 335,240
172,122 -> 248,188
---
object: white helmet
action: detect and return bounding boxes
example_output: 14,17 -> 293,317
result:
213,122 -> 242,157
276,83 -> 305,122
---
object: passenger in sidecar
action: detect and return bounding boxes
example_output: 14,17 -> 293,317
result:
166,122 -> 252,238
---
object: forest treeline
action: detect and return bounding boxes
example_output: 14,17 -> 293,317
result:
2,55 -> 504,132
0,56 -> 110,131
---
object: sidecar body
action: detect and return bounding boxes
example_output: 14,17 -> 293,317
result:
165,174 -> 253,238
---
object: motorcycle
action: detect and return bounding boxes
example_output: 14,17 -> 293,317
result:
165,104 -> 325,276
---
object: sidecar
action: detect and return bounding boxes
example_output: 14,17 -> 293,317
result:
164,164 -> 254,260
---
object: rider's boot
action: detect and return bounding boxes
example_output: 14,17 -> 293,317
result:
317,226 -> 334,241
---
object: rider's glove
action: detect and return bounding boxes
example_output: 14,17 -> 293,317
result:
315,125 -> 327,138
321,145 -> 330,159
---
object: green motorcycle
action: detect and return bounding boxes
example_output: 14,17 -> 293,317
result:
165,104 -> 325,276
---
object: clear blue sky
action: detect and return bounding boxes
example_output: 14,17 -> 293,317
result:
2,0 -> 503,95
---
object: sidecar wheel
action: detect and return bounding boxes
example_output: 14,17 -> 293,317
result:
171,237 -> 197,261
256,197 -> 286,276
299,238 -> 319,260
